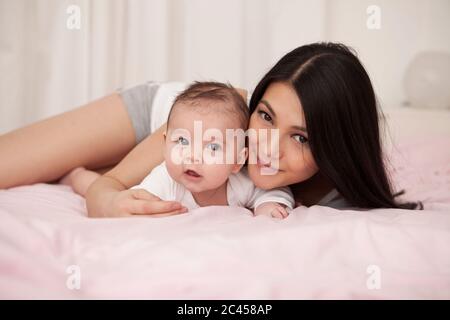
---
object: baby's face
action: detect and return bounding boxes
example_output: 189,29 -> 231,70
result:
164,101 -> 247,193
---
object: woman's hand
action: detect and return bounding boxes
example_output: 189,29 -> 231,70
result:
107,188 -> 188,218
85,175 -> 188,218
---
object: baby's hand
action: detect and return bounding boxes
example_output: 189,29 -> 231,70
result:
254,202 -> 289,219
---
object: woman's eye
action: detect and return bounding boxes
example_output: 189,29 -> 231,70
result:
258,110 -> 272,122
207,143 -> 221,151
293,134 -> 308,144
177,136 -> 189,145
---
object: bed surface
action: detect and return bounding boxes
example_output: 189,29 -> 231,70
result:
1,108 -> 449,299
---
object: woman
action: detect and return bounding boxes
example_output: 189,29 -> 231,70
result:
0,42 -> 421,216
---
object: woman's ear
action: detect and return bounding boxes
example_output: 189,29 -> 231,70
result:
232,147 -> 248,174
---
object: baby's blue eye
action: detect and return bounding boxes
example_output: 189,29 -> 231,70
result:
207,143 -> 221,151
177,136 -> 189,145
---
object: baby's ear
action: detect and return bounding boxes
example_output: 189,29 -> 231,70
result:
239,147 -> 249,163
232,147 -> 248,174
163,131 -> 167,140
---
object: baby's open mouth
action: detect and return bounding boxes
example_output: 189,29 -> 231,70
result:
184,169 -> 201,178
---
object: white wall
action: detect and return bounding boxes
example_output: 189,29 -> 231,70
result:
327,0 -> 450,108
169,0 -> 326,92
0,0 -> 449,133
0,0 -> 327,133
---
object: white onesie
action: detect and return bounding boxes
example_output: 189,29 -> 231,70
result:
131,162 -> 294,211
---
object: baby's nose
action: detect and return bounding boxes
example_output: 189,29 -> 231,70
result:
191,155 -> 202,164
184,148 -> 202,164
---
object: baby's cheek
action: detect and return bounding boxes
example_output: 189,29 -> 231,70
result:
165,144 -> 184,165
165,156 -> 183,181
204,164 -> 232,186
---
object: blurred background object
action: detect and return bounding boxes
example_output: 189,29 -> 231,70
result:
0,0 -> 449,133
404,51 -> 450,110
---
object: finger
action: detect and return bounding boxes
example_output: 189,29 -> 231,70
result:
270,208 -> 283,219
131,189 -> 184,210
271,208 -> 287,219
131,188 -> 160,201
128,199 -> 187,215
130,208 -> 188,218
146,209 -> 189,218
279,207 -> 289,219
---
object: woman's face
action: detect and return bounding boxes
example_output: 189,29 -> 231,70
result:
247,81 -> 319,189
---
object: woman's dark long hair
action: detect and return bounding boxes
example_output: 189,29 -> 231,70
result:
249,42 -> 422,210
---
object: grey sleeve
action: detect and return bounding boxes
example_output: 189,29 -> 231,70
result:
316,189 -> 353,209
117,81 -> 160,144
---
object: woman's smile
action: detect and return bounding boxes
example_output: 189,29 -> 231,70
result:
256,156 -> 281,173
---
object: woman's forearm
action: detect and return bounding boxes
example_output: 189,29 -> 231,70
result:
85,175 -> 127,217
85,123 -> 166,217
104,123 -> 166,188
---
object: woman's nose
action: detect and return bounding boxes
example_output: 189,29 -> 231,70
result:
258,137 -> 283,162
259,149 -> 283,163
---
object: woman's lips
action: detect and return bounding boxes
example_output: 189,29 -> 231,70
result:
256,157 -> 280,174
257,156 -> 269,166
257,156 -> 274,168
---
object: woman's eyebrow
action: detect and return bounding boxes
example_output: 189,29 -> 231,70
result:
291,125 -> 308,133
260,99 -> 307,133
259,99 -> 276,118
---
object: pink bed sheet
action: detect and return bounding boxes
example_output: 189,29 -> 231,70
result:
0,136 -> 449,299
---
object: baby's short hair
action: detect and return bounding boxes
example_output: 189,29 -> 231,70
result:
167,81 -> 249,129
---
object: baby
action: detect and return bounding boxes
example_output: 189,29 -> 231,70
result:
62,81 -> 294,218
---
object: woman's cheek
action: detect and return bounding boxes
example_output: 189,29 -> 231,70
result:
289,150 -> 318,181
304,150 -> 319,171
247,117 -> 265,147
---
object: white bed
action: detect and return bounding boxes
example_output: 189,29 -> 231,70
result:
0,107 -> 449,299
